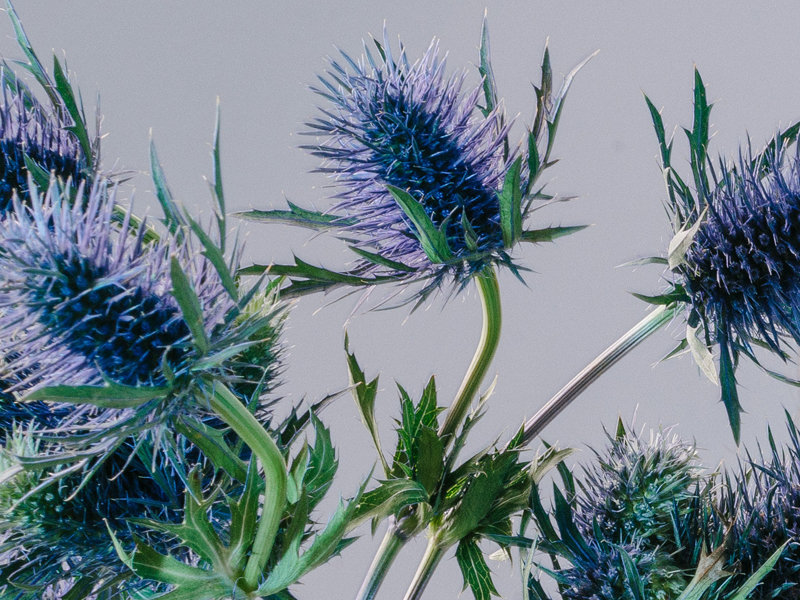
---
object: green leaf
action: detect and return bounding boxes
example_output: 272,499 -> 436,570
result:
228,459 -> 262,569
349,245 -> 416,272
478,13 -> 498,118
22,153 -> 51,191
667,207 -> 706,270
185,213 -> 237,300
111,533 -> 218,586
236,201 -> 355,230
52,55 -> 93,168
257,485 -> 365,596
687,322 -> 718,384
728,542 -> 787,600
174,418 -> 247,482
209,100 -> 226,250
304,414 -> 338,507
415,427 -> 444,496
170,257 -> 209,354
719,331 -> 742,444
6,1 -> 59,109
520,225 -> 588,244
630,286 -> 689,305
619,549 -> 646,600
150,140 -> 185,238
351,478 -> 429,527
456,538 -> 499,600
24,381 -> 169,408
498,158 -> 522,247
345,336 -> 389,475
387,185 -> 453,263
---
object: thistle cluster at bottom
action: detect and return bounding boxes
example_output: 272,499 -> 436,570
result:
527,417 -> 800,600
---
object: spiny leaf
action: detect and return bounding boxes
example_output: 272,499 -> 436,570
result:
24,381 -> 170,408
520,225 -> 588,244
498,158 -> 523,247
150,140 -> 185,239
387,185 -> 453,263
456,538 -> 499,600
237,201 -> 354,230
170,257 -> 209,354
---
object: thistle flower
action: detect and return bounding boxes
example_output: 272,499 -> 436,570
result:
0,70 -> 88,211
528,424 -> 712,600
0,179 -> 238,456
242,26 -> 588,301
0,427 -> 180,599
305,33 -> 512,282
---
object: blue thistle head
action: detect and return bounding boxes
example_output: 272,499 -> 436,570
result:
0,179 -> 237,452
0,71 -> 87,211
305,34 -> 510,280
274,28 -> 589,300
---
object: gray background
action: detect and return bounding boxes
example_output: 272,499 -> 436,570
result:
6,2 -> 800,598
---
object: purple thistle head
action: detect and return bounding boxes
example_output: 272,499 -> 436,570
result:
0,181 -> 229,389
0,179 -> 237,453
0,71 -> 87,211
305,32 -> 514,284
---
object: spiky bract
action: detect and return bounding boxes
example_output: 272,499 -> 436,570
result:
0,70 -> 87,211
305,34 -> 513,285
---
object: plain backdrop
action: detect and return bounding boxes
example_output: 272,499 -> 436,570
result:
6,2 -> 800,599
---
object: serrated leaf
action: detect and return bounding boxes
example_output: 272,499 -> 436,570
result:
667,207 -> 706,270
170,257 -> 209,354
236,201 -> 355,230
687,322 -> 718,384
24,381 -> 169,408
530,446 -> 574,485
456,539 -> 499,600
228,458 -> 262,570
304,413 -> 338,508
478,13 -> 498,118
351,478 -> 429,526
520,225 -> 588,244
415,427 -> 444,496
348,245 -> 416,272
498,158 -> 522,247
175,418 -> 247,482
387,185 -> 453,263
345,336 -> 389,475
209,101 -> 226,249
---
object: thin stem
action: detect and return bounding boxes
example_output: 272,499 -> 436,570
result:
402,539 -> 445,600
208,382 -> 287,590
518,304 -> 677,447
355,520 -> 408,600
438,266 -> 502,446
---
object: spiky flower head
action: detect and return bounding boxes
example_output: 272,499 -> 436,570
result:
575,422 -> 701,554
306,33 -> 512,282
643,71 -> 800,441
0,427 -> 178,599
0,69 -> 88,211
243,26 -> 588,302
0,179 -> 241,456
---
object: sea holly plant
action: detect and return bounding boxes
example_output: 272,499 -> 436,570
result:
2,3 -> 800,600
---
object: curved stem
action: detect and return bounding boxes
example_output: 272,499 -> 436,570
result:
438,266 -> 502,447
355,520 -> 408,600
518,304 -> 677,447
208,382 -> 287,590
402,539 -> 445,600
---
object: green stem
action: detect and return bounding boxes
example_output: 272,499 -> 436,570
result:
518,304 -> 677,447
208,382 -> 287,590
438,266 -> 502,446
402,539 -> 445,600
355,520 -> 409,600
